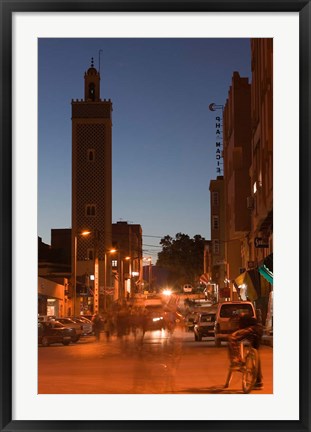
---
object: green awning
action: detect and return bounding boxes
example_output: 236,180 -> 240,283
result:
258,264 -> 273,284
258,253 -> 273,284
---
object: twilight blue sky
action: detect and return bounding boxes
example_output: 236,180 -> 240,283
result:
38,38 -> 251,262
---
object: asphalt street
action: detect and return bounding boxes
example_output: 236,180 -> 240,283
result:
38,327 -> 273,394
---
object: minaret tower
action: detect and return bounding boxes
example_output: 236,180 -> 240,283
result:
71,58 -> 113,315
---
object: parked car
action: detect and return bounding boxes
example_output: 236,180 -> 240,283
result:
38,321 -> 76,347
55,317 -> 83,342
80,314 -> 94,322
214,301 -> 256,347
183,284 -> 193,293
38,315 -> 56,323
72,316 -> 93,335
193,307 -> 217,341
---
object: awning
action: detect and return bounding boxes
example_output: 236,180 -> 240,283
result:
233,269 -> 262,301
258,253 -> 273,285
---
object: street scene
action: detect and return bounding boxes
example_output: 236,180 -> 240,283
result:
38,306 -> 273,395
38,38 -> 273,395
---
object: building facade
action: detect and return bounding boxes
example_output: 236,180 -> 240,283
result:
248,38 -> 273,326
38,236 -> 70,316
223,72 -> 252,295
248,39 -> 273,264
209,176 -> 227,300
215,40 -> 273,326
112,221 -> 143,299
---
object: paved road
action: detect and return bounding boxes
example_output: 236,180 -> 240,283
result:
38,327 -> 273,394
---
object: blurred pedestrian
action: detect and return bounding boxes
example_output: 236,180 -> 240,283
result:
103,314 -> 113,342
92,313 -> 102,341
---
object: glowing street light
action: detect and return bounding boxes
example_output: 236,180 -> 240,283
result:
73,230 -> 91,316
103,248 -> 117,311
143,257 -> 152,292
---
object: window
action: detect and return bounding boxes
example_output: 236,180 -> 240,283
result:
213,239 -> 220,255
85,204 -> 96,216
212,215 -> 219,230
87,149 -> 95,162
212,191 -> 219,206
87,249 -> 94,261
111,260 -> 118,268
89,82 -> 95,101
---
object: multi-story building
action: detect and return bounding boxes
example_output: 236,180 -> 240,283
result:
223,72 -> 252,294
248,38 -> 273,326
71,59 -> 113,315
249,39 -> 273,264
209,176 -> 227,300
112,221 -> 143,299
38,236 -> 70,316
217,40 -> 273,326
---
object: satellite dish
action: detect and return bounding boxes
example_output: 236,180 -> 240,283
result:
209,103 -> 216,111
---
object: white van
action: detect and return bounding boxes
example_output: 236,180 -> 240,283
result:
214,301 -> 256,347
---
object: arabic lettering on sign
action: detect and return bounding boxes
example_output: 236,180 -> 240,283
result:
215,116 -> 223,175
254,237 -> 269,248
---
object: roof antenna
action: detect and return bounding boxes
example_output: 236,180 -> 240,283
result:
91,57 -> 94,68
98,49 -> 103,75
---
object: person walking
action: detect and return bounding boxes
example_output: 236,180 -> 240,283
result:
92,313 -> 102,341
103,314 -> 113,342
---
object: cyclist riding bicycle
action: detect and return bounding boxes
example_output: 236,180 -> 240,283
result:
227,312 -> 264,389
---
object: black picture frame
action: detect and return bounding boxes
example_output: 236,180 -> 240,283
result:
1,1 -> 310,431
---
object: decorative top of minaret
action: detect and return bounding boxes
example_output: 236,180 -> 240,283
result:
84,57 -> 100,101
87,57 -> 98,76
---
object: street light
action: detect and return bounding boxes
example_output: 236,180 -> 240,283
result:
143,257 -> 152,292
81,229 -> 116,314
103,248 -> 117,311
73,230 -> 91,317
119,256 -> 130,301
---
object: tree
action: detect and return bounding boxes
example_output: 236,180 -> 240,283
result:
156,233 -> 206,289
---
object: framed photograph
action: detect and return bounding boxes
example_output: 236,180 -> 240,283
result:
1,1 -> 310,431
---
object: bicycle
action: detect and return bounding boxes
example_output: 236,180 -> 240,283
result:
224,340 -> 259,393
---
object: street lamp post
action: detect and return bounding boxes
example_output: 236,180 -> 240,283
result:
74,229 -> 117,314
73,230 -> 91,317
117,255 -> 130,301
149,258 -> 152,292
124,256 -> 130,300
73,235 -> 77,316
142,257 -> 152,293
94,237 -> 99,314
103,248 -> 117,311
104,252 -> 107,311
120,258 -> 124,301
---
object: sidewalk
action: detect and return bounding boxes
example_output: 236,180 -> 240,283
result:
262,334 -> 273,347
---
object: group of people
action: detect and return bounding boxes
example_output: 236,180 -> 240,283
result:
92,305 -> 264,389
91,306 -> 162,342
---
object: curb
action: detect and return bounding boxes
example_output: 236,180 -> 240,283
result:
262,336 -> 273,347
